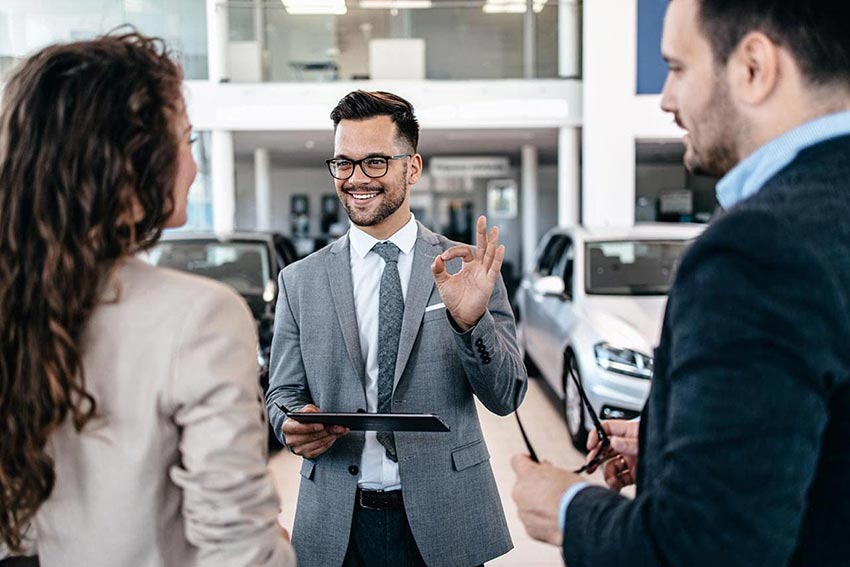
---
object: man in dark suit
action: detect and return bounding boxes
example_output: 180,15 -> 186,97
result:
512,0 -> 850,565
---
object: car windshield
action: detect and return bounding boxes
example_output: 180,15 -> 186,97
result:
149,241 -> 270,296
585,239 -> 691,296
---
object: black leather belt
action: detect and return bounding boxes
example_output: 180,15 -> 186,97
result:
357,488 -> 404,510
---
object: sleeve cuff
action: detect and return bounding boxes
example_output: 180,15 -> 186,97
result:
559,482 -> 591,532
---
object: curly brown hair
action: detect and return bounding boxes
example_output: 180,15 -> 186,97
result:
0,30 -> 183,551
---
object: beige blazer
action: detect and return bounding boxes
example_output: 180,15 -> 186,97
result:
31,257 -> 294,567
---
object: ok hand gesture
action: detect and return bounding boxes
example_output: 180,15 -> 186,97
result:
431,215 -> 505,332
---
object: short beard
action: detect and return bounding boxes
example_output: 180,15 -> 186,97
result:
342,166 -> 408,227
684,74 -> 740,178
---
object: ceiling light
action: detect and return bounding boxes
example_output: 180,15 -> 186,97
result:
483,0 -> 547,14
282,0 -> 347,15
360,0 -> 432,8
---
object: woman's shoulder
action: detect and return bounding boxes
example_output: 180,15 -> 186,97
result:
117,256 -> 248,312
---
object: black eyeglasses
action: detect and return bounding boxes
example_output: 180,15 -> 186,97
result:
326,154 -> 411,180
515,357 -> 612,474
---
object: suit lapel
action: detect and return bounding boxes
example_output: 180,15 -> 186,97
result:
326,235 -> 366,389
395,223 -> 441,383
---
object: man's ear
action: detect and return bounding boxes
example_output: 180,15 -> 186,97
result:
728,31 -> 781,106
407,153 -> 423,185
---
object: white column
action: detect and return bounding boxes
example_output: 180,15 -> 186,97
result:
523,0 -> 536,79
207,0 -> 234,233
558,127 -> 581,227
211,130 -> 235,233
559,0 -> 582,78
254,0 -> 266,81
521,144 -> 539,272
582,0 -> 637,227
254,148 -> 272,231
206,0 -> 229,82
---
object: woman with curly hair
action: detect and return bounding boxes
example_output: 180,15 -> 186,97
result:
0,32 -> 294,567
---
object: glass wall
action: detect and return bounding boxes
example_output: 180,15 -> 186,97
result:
226,0 -> 562,82
184,131 -> 215,231
0,0 -> 208,81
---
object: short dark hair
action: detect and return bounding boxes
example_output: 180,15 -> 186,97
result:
330,90 -> 419,152
694,0 -> 850,86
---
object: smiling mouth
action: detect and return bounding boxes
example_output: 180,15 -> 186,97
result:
345,190 -> 382,201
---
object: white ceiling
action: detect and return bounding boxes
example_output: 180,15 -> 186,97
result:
232,127 -> 560,166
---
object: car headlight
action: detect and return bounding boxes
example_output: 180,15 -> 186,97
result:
594,342 -> 653,379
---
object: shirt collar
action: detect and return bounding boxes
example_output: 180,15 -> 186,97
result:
716,110 -> 850,209
348,213 -> 418,260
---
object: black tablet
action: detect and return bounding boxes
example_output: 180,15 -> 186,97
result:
274,403 -> 450,432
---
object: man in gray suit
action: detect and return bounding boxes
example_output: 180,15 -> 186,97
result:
266,90 -> 528,567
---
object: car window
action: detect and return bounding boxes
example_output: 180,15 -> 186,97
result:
149,241 -> 271,296
273,235 -> 298,265
536,235 -> 569,276
555,239 -> 575,295
585,239 -> 690,295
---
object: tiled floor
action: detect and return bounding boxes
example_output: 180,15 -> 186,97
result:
268,377 -> 632,566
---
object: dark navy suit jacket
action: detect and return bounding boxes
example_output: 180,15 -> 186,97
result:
563,135 -> 850,566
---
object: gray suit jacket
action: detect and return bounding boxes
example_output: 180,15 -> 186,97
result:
267,222 -> 528,567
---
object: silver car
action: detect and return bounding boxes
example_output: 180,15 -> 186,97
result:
514,223 -> 704,449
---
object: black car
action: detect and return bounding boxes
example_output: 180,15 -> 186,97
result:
149,231 -> 298,448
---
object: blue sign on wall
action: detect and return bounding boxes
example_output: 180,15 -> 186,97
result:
637,0 -> 668,94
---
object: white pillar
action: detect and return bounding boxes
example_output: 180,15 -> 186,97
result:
254,148 -> 272,231
582,0 -> 637,227
211,130 -> 235,233
206,0 -> 229,82
523,0 -> 536,79
558,127 -> 581,227
521,144 -> 539,272
254,0 -> 266,81
559,0 -> 582,78
207,0 -> 234,233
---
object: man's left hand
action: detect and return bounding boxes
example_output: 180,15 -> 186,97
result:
432,215 -> 505,332
511,454 -> 585,546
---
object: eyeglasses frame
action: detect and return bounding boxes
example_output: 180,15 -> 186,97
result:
325,153 -> 412,180
514,354 -> 615,474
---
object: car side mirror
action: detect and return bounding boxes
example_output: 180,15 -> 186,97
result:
534,275 -> 568,299
262,279 -> 277,303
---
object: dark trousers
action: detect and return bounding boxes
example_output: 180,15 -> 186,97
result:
342,495 -> 427,567
0,558 -> 39,567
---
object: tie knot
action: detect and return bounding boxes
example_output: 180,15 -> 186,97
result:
372,241 -> 401,263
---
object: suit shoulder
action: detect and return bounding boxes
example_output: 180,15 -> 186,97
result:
280,238 -> 338,279
423,228 -> 463,252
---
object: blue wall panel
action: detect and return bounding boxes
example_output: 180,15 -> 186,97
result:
637,0 -> 668,94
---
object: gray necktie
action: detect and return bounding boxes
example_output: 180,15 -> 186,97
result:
372,241 -> 403,462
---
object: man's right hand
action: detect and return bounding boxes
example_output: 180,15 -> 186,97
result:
281,404 -> 348,459
585,419 -> 640,492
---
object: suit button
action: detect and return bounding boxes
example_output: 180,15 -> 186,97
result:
482,355 -> 491,365
348,465 -> 359,476
475,338 -> 484,347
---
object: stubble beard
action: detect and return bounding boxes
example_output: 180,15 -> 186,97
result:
684,74 -> 741,178
342,169 -> 408,228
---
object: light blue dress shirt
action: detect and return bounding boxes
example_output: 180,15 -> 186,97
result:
716,110 -> 850,209
558,109 -> 850,537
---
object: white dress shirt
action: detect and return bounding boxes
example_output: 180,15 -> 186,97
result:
348,213 -> 418,491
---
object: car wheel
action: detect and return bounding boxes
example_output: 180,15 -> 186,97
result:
515,310 -> 540,377
564,352 -> 589,452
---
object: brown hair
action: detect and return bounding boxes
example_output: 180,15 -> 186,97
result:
330,90 -> 420,152
693,0 -> 850,86
0,30 -> 183,551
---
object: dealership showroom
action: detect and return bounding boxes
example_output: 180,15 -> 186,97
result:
3,0 -> 847,566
